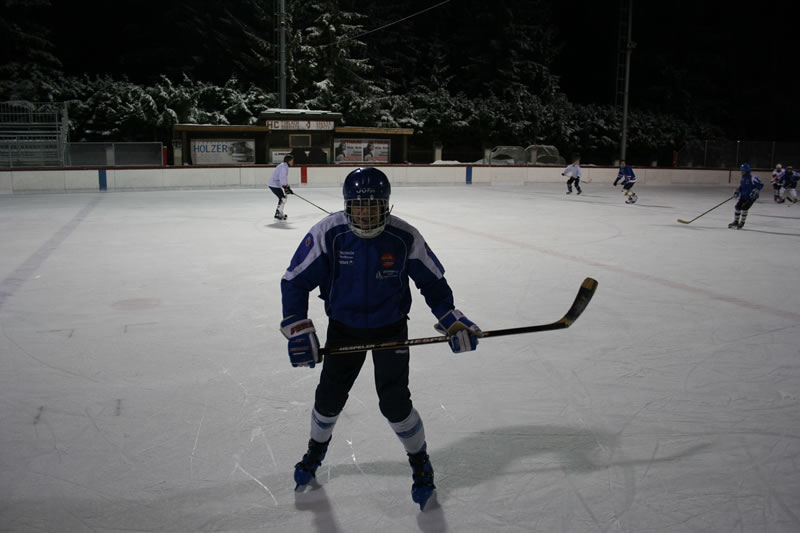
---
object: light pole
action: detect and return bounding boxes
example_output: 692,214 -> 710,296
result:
278,0 -> 287,108
620,0 -> 634,162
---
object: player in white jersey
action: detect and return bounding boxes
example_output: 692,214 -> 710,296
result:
268,155 -> 294,219
562,159 -> 583,195
771,163 -> 785,203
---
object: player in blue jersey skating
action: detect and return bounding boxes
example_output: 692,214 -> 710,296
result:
280,167 -> 482,510
778,165 -> 798,204
613,160 -> 638,203
729,162 -> 764,229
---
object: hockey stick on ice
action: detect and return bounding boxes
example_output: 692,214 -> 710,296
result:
677,196 -> 735,224
320,277 -> 598,356
291,192 -> 332,215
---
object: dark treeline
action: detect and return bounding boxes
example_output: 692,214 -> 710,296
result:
4,0 -> 781,164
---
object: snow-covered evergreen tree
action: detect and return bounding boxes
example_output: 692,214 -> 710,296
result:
290,0 -> 381,123
0,0 -> 63,100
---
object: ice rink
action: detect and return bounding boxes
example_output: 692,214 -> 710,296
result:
1,181 -> 799,533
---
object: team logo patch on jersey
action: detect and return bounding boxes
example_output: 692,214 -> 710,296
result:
376,270 -> 399,280
380,253 -> 395,268
288,233 -> 315,272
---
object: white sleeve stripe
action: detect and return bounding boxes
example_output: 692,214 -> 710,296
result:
281,213 -> 346,282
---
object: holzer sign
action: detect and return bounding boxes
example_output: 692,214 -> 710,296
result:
191,139 -> 255,164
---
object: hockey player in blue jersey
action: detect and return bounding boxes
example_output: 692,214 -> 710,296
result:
729,162 -> 764,229
613,160 -> 637,203
778,165 -> 798,204
280,167 -> 482,510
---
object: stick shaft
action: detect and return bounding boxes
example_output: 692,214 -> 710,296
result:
292,192 -> 331,214
678,196 -> 735,224
320,278 -> 598,356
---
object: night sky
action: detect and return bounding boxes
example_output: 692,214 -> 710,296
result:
552,1 -> 795,140
43,1 -> 796,141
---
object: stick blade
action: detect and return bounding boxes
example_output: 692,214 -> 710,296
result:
561,277 -> 598,326
677,219 -> 691,224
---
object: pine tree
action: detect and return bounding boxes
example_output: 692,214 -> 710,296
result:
0,0 -> 63,100
290,0 -> 378,121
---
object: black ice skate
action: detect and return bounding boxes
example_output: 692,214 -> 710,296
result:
408,445 -> 435,510
294,437 -> 330,489
728,220 -> 740,229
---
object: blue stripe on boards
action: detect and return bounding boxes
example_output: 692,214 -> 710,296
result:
98,169 -> 107,191
466,166 -> 472,185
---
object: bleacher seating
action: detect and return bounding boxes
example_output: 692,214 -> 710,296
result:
0,101 -> 68,168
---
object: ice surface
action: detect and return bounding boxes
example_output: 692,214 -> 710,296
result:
1,183 -> 799,532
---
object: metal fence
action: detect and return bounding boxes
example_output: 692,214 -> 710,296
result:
0,101 -> 69,167
67,142 -> 164,167
675,140 -> 800,169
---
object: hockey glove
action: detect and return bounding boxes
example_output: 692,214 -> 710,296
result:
434,309 -> 483,353
733,190 -> 740,198
281,317 -> 321,368
283,185 -> 293,195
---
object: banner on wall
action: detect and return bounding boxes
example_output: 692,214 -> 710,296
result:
334,139 -> 390,163
191,139 -> 255,164
271,148 -> 330,164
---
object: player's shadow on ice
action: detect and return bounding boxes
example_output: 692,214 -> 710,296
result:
305,423 -> 709,497
289,424 -> 708,532
740,228 -> 800,237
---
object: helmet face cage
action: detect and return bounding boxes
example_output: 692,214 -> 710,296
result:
344,197 -> 391,238
342,168 -> 392,238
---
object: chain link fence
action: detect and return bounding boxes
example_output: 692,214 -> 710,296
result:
675,140 -> 800,169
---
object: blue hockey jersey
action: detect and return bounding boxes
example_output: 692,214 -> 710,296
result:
281,212 -> 455,329
736,172 -> 764,199
617,165 -> 636,183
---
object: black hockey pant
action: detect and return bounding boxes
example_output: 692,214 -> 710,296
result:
315,319 -> 412,423
269,186 -> 286,206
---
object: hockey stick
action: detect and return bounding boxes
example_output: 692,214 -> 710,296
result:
291,192 -> 332,215
320,277 -> 598,356
677,196 -> 735,224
